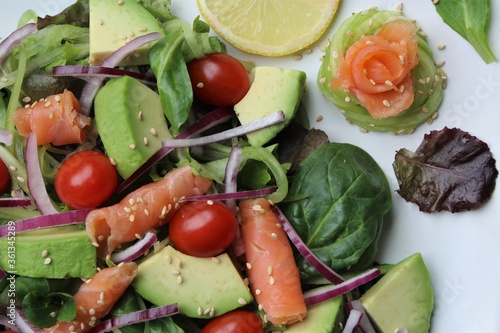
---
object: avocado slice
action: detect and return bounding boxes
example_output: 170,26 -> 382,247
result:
360,253 -> 434,333
234,66 -> 306,147
89,0 -> 165,66
285,295 -> 345,333
95,76 -> 172,179
132,245 -> 253,318
0,225 -> 96,279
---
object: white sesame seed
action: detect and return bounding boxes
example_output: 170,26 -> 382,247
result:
1,77 -> 8,83
129,144 -> 136,150
246,262 -> 252,270
369,79 -> 376,85
267,266 -> 273,275
143,137 -> 149,146
319,77 -> 327,84
332,50 -> 339,59
177,275 -> 183,284
345,96 -> 351,102
207,200 -> 214,205
365,40 -> 375,46
210,308 -> 216,317
437,43 -> 446,50
203,308 -> 211,315
129,215 -> 135,222
97,300 -> 105,306
97,235 -> 105,241
383,100 -> 391,107
252,204 -> 262,211
44,258 -> 52,265
172,269 -> 180,275
269,276 -> 275,285
49,312 -> 57,318
150,128 -> 157,136
212,257 -> 221,264
144,209 -> 150,216
138,111 -> 143,120
385,80 -> 393,86
86,279 -> 93,284
271,233 -> 278,240
238,298 -> 247,305
123,206 -> 131,213
198,307 -> 203,316
255,289 -> 261,295
165,255 -> 172,264
16,176 -> 25,183
135,233 -> 142,239
41,250 -> 48,257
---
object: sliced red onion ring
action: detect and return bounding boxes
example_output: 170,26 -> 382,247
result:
345,300 -> 377,333
117,107 -> 235,193
79,32 -> 163,116
0,130 -> 13,146
110,231 -> 157,263
161,111 -> 285,149
179,187 -> 277,203
0,209 -> 91,238
224,144 -> 242,214
0,197 -> 31,208
270,204 -> 345,284
0,23 -> 37,66
342,309 -> 363,333
25,133 -> 58,215
88,303 -> 179,333
51,65 -> 157,85
14,308 -> 43,333
303,268 -> 381,306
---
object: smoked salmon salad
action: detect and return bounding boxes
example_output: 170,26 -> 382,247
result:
1,0 -> 497,333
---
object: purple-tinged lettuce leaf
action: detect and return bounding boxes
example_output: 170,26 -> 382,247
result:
393,127 -> 498,213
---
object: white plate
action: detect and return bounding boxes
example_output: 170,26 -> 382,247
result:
2,1 -> 499,332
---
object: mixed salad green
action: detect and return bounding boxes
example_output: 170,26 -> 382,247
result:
0,1 -> 442,333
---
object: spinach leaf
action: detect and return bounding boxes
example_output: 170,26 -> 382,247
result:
393,127 -> 498,213
148,30 -> 192,132
22,291 -> 76,328
434,0 -> 497,64
280,143 -> 392,280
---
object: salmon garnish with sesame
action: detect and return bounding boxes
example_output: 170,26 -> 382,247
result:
85,165 -> 212,257
12,89 -> 91,146
239,198 -> 307,326
44,262 -> 137,333
330,19 -> 419,119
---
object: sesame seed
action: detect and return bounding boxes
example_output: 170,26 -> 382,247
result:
383,100 -> 391,107
417,90 -> 424,95
269,276 -> 275,285
385,80 -> 393,86
80,323 -> 85,330
16,176 -> 25,183
252,204 -> 262,211
207,200 -> 214,205
437,43 -> 446,50
22,96 -> 31,103
129,215 -> 135,222
399,55 -> 405,64
332,50 -> 339,59
399,85 -> 405,93
97,235 -> 105,241
258,304 -> 263,311
422,107 -> 429,113
161,205 -> 168,216
267,266 -> 273,275
271,233 -> 278,240
238,298 -> 247,305
198,307 -> 203,316
138,111 -> 143,120
172,269 -> 180,275
44,258 -> 52,265
68,325 -> 75,331
135,233 -> 142,239
41,250 -> 48,257
345,96 -> 351,102
165,255 -> 172,264
246,262 -> 252,270
150,128 -> 157,136
177,275 -> 183,284
369,79 -> 376,85
292,54 -> 302,61
275,223 -> 282,228
99,292 -> 105,301
49,312 -> 57,318
143,137 -> 149,146
97,300 -> 105,306
86,278 -> 93,284
203,308 -> 211,315
144,209 -> 150,216
138,27 -> 148,32
117,0 -> 124,5
255,289 -> 261,295
109,157 -> 116,166
210,308 -> 216,317
369,19 -> 373,27
346,30 -> 354,37
44,101 -> 51,107
365,40 -> 375,46
97,19 -> 104,25
123,207 -> 131,213
418,78 -> 426,84
316,115 -> 324,122
1,77 -> 8,83
319,77 -> 326,84
212,257 -> 221,264
433,0 -> 439,4
129,144 -> 136,150
436,60 -> 445,67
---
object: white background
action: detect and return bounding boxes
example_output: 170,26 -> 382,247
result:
1,1 -> 499,332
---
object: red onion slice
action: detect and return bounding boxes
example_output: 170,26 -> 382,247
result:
88,303 -> 179,333
270,204 -> 345,284
345,300 -> 377,333
51,65 -> 157,85
161,111 -> 285,149
110,231 -> 157,263
303,268 -> 381,306
116,107 -> 235,193
179,187 -> 277,203
0,197 -> 31,208
0,23 -> 37,66
224,144 -> 242,214
79,32 -> 163,116
0,130 -> 13,146
14,308 -> 43,333
0,209 -> 91,237
25,133 -> 58,215
342,309 -> 363,333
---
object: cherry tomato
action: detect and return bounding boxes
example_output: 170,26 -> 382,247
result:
169,200 -> 237,257
0,158 -> 11,194
54,150 -> 118,209
201,310 -> 263,333
187,52 -> 250,107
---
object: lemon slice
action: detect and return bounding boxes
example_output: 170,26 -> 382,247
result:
196,0 -> 339,57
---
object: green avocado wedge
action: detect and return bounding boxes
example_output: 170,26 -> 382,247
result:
360,253 -> 434,333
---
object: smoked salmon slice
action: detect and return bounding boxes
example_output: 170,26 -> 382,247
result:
86,165 -> 212,257
239,198 -> 307,326
330,19 -> 419,119
12,89 -> 91,146
44,262 -> 137,333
